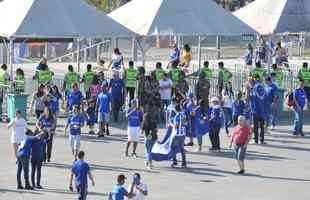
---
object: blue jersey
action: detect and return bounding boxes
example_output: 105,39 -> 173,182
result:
31,138 -> 46,162
109,78 -> 125,102
294,88 -> 307,108
96,92 -> 111,113
67,114 -> 85,135
38,115 -> 54,129
173,112 -> 187,136
48,92 -> 62,113
72,160 -> 90,186
18,137 -> 38,158
127,108 -> 143,127
208,105 -> 222,128
67,90 -> 84,110
86,107 -> 97,124
232,100 -> 245,116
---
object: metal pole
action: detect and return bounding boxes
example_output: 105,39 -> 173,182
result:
216,35 -> 221,59
9,38 -> 14,92
131,37 -> 138,62
198,35 -> 202,70
77,38 -> 81,73
44,42 -> 48,58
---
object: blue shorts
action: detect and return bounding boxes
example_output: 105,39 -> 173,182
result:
234,145 -> 247,161
98,112 -> 109,123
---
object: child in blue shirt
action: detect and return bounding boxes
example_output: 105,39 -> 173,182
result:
232,91 -> 245,125
96,84 -> 112,137
65,105 -> 85,160
208,97 -> 222,152
125,99 -> 143,158
67,83 -> 84,112
86,100 -> 97,135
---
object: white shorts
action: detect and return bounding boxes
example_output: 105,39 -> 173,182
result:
127,126 -> 140,142
69,134 -> 81,152
98,112 -> 110,123
10,132 -> 25,144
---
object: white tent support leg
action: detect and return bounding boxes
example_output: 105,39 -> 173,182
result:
44,42 -> 48,58
216,35 -> 221,59
77,38 -> 81,73
198,35 -> 202,70
131,37 -> 138,62
9,38 -> 14,92
136,37 -> 145,67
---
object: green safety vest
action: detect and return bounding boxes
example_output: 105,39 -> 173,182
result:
220,68 -> 232,83
83,71 -> 95,90
272,69 -> 284,88
15,74 -> 25,91
38,70 -> 53,84
250,68 -> 266,80
155,68 -> 165,81
299,68 -> 310,86
171,68 -> 181,84
125,68 -> 138,88
65,72 -> 79,90
202,67 -> 213,79
0,69 -> 8,88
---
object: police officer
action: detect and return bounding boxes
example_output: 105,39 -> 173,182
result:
0,64 -> 10,120
154,62 -> 165,81
82,64 -> 95,100
123,61 -> 138,105
298,62 -> 310,107
218,62 -> 232,95
195,72 -> 210,108
14,68 -> 26,93
271,64 -> 284,88
35,63 -> 53,85
63,65 -> 79,96
249,61 -> 267,82
169,62 -> 181,86
201,61 -> 213,80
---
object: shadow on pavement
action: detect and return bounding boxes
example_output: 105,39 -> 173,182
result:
0,188 -> 43,195
40,188 -> 107,196
243,173 -> 310,182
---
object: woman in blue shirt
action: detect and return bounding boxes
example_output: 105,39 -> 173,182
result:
48,85 -> 63,131
208,97 -> 222,152
36,107 -> 55,162
293,79 -> 307,136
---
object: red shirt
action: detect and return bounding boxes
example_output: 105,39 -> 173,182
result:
231,124 -> 251,146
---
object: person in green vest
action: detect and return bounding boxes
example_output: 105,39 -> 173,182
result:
249,61 -> 267,82
35,63 -> 54,85
0,64 -> 10,121
154,62 -> 165,81
169,61 -> 181,87
298,62 -> 310,108
271,64 -> 284,88
218,62 -> 232,95
14,68 -> 25,93
82,64 -> 95,100
63,65 -> 80,96
123,61 -> 138,105
201,61 -> 213,80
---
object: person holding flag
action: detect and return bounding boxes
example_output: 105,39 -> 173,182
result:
193,100 -> 209,152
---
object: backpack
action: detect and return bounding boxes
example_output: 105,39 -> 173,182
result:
286,91 -> 295,107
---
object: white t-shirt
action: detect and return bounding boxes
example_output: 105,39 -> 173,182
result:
159,79 -> 173,100
128,182 -> 148,200
11,118 -> 27,144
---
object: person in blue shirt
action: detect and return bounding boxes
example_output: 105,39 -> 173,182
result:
16,129 -> 43,190
193,100 -> 209,152
232,91 -> 245,126
125,99 -> 143,158
65,105 -> 85,160
96,84 -> 112,137
109,174 -> 135,200
250,83 -> 270,144
168,44 -> 180,67
69,151 -> 95,200
48,85 -> 63,131
31,130 -> 48,189
36,106 -> 55,163
293,79 -> 307,136
265,76 -> 279,130
208,97 -> 222,152
171,103 -> 187,168
86,100 -> 97,135
67,82 -> 84,112
184,92 -> 196,146
109,71 -> 125,122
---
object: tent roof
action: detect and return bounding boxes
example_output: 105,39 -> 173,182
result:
109,0 -> 256,36
234,0 -> 310,35
0,0 -> 135,39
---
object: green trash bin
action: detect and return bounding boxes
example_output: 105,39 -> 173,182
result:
276,89 -> 285,112
7,93 -> 29,122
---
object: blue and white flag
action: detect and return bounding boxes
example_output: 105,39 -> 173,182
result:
151,126 -> 178,161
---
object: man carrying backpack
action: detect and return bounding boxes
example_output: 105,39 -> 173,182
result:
292,79 -> 307,136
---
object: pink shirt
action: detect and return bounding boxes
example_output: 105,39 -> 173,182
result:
231,124 -> 251,146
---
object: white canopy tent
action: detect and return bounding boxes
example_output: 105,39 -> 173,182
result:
234,0 -> 310,35
0,0 -> 135,90
109,0 -> 256,67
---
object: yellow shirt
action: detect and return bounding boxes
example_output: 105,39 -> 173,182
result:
181,51 -> 192,64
